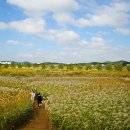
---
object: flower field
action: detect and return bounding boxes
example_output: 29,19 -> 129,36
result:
30,77 -> 130,130
0,76 -> 130,130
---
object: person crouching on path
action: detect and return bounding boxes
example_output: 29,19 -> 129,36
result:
37,93 -> 42,107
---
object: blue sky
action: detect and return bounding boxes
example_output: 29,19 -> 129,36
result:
0,0 -> 130,63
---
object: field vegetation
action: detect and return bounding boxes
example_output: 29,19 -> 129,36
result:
0,62 -> 130,77
0,75 -> 130,130
0,62 -> 130,129
0,86 -> 33,130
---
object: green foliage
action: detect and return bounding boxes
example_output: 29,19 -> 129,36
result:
85,64 -> 92,70
33,63 -> 39,68
95,63 -> 102,70
18,64 -> 22,68
10,63 -> 16,68
0,64 -> 2,68
3,64 -> 9,68
24,62 -> 32,68
58,64 -> 64,69
76,64 -> 83,70
41,64 -> 46,70
50,65 -> 55,70
114,63 -> 123,71
0,65 -> 130,77
127,65 -> 130,72
66,64 -> 73,70
105,63 -> 112,71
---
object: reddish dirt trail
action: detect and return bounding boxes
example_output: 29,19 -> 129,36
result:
19,100 -> 52,130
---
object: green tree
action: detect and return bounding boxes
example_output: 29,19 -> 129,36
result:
85,64 -> 92,70
41,64 -> 46,70
95,64 -> 102,70
76,64 -> 83,70
3,64 -> 9,68
50,64 -> 55,70
66,64 -> 73,70
114,63 -> 123,71
25,63 -> 32,68
33,63 -> 39,68
0,64 -> 2,68
18,64 -> 22,69
58,64 -> 64,70
127,65 -> 130,72
105,63 -> 112,71
10,62 -> 16,68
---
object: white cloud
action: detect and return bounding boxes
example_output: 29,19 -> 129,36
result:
55,30 -> 82,44
5,0 -> 130,28
76,2 -> 130,27
9,18 -> 45,34
88,36 -> 107,48
6,40 -> 19,45
7,0 -> 79,25
53,12 -> 75,25
0,0 -> 129,63
116,28 -> 130,36
6,0 -> 130,31
26,43 -> 35,47
40,29 -> 108,48
0,22 -> 7,29
1,44 -> 130,63
40,29 -> 87,45
7,0 -> 79,16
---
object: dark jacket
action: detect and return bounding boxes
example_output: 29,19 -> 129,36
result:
37,94 -> 42,103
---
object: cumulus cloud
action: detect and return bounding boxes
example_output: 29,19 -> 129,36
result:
6,40 -> 19,45
88,36 -> 107,48
9,18 -> 45,34
7,0 -> 79,17
116,28 -> 130,36
6,0 -> 79,25
53,12 -> 75,25
76,2 -> 130,27
5,0 -> 130,35
40,29 -> 87,45
40,29 -> 108,48
0,22 -> 7,29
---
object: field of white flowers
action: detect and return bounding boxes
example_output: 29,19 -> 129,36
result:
28,77 -> 130,130
0,76 -> 130,130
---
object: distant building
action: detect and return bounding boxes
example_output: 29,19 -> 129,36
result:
102,64 -> 105,67
0,61 -> 11,64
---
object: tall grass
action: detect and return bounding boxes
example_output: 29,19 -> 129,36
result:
0,89 -> 33,130
0,67 -> 130,77
0,76 -> 130,130
30,77 -> 130,130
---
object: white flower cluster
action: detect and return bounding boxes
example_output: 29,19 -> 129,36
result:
34,77 -> 130,130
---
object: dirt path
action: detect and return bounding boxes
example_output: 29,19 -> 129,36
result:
19,100 -> 52,130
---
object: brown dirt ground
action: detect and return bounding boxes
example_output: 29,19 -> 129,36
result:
18,100 -> 52,130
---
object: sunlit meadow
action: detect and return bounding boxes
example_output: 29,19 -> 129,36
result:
1,76 -> 130,130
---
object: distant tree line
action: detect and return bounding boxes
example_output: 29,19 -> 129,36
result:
0,62 -> 130,72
